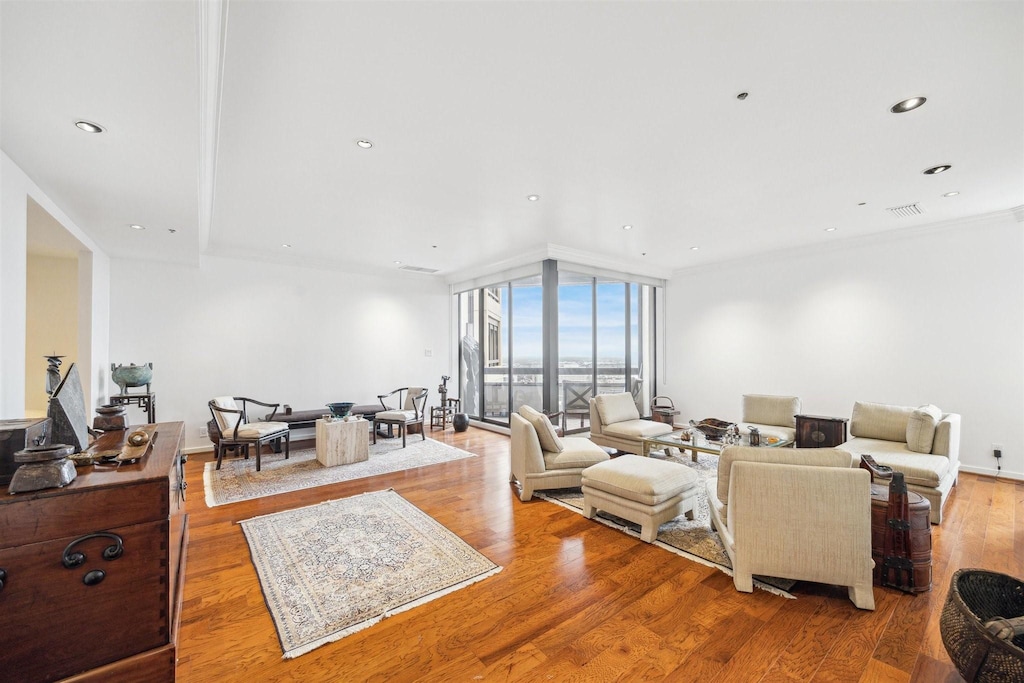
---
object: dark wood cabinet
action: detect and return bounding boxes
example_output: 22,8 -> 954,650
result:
0,422 -> 187,683
795,414 -> 849,448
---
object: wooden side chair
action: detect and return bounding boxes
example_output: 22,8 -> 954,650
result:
562,382 -> 593,435
208,396 -> 290,471
373,387 -> 428,448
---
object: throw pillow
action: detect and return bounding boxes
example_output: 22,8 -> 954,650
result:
906,404 -> 942,453
519,405 -> 564,453
594,393 -> 640,426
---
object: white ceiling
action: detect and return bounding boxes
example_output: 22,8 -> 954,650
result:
3,1 -> 1022,281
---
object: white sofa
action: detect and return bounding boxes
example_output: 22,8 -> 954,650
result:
707,445 -> 875,610
588,392 -> 673,455
738,394 -> 801,442
510,406 -> 610,502
838,401 -> 961,524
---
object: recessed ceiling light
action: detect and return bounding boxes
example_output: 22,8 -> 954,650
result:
356,139 -> 373,149
527,194 -> 540,201
394,260 -> 402,265
890,96 -> 927,113
282,243 -> 291,248
690,246 -> 700,251
622,225 -> 633,230
129,224 -> 145,230
75,120 -> 104,133
923,164 -> 952,175
736,92 -> 749,100
943,191 -> 960,197
824,227 -> 837,232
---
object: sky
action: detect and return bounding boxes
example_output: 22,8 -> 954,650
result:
501,282 -> 640,363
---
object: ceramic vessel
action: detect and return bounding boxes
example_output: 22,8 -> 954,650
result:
452,413 -> 470,432
110,362 -> 153,394
326,402 -> 355,418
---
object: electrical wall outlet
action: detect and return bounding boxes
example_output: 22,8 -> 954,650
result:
198,427 -> 208,438
424,349 -> 433,357
993,443 -> 1003,457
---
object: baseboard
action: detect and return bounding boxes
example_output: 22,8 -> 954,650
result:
959,464 -> 1024,482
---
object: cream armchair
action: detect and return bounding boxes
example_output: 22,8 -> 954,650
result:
739,394 -> 801,441
707,445 -> 875,610
838,401 -> 961,524
510,406 -> 610,502
589,392 -> 673,455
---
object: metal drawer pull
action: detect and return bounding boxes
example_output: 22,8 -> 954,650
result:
0,568 -> 7,592
62,532 -> 124,569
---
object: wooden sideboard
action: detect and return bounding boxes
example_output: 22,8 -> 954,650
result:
0,422 -> 187,683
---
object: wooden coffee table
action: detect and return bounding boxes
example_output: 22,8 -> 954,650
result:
640,431 -> 793,461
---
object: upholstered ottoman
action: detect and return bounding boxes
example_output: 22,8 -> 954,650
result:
581,454 -> 699,543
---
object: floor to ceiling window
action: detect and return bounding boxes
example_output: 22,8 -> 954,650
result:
456,261 -> 660,430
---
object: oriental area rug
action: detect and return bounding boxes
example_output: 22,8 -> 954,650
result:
204,438 -> 476,507
536,451 -> 796,598
240,489 -> 502,659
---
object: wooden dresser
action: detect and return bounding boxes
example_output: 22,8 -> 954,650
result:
0,422 -> 187,683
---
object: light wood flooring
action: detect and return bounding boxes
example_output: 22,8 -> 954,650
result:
177,427 -> 1022,682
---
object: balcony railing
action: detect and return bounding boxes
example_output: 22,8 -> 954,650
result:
474,366 -> 642,423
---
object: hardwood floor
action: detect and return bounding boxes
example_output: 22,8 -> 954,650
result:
177,428 -> 1021,682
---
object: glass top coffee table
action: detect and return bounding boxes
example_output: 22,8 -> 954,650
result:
640,430 -> 794,461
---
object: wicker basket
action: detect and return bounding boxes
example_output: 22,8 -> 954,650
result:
940,568 -> 1024,682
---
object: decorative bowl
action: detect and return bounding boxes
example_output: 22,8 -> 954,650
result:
326,402 -> 355,418
96,404 -> 126,415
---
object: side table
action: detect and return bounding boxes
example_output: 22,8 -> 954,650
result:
109,392 -> 156,424
430,398 -> 462,430
315,418 -> 369,467
795,414 -> 848,448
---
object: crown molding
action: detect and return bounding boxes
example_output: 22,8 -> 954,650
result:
672,206 -> 1024,279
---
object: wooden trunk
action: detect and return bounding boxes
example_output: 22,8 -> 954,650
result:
870,483 -> 932,593
0,422 -> 187,683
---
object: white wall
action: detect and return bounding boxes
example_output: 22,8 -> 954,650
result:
664,210 -> 1024,480
0,152 -> 110,416
24,254 -> 79,416
109,255 -> 452,451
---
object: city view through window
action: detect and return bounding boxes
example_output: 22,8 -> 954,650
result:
457,268 -> 656,432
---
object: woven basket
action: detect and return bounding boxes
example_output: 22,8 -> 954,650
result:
940,568 -> 1024,682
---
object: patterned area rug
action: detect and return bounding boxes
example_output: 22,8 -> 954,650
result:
204,437 -> 475,507
240,489 -> 501,658
536,450 -> 796,597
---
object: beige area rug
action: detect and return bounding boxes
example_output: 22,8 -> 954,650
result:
240,489 -> 501,658
536,450 -> 796,598
204,437 -> 476,507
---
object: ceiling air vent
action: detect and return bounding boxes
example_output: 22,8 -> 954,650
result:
398,264 -> 439,274
886,203 -> 924,218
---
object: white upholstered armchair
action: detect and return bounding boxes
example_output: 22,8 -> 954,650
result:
588,392 -> 673,455
707,445 -> 875,610
739,394 -> 801,442
510,406 -> 609,502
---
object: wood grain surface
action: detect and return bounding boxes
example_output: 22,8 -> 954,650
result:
177,428 -> 1022,682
